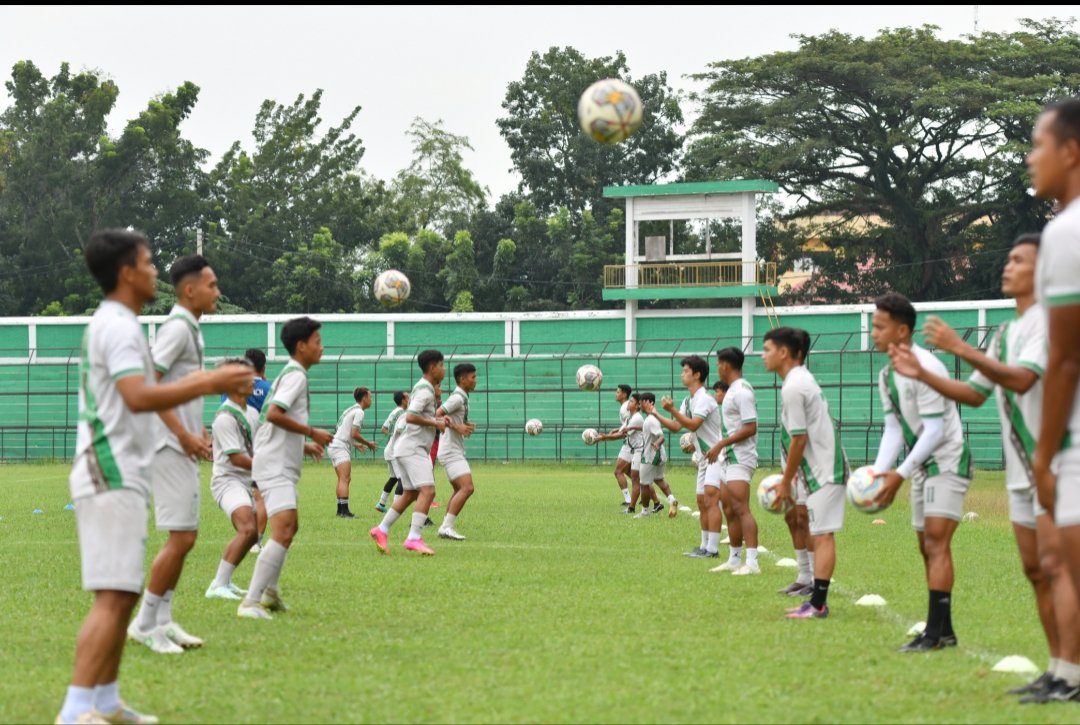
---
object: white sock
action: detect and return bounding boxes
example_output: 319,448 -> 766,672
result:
156,589 -> 174,626
808,550 -> 816,577
135,592 -> 161,631
379,491 -> 390,505
244,540 -> 287,605
706,531 -> 720,554
93,681 -> 120,714
728,545 -> 743,563
407,512 -> 427,540
795,549 -> 811,584
700,530 -> 708,549
622,488 -> 631,503
212,560 -> 236,589
746,547 -> 759,566
442,513 -> 457,530
1050,657 -> 1060,677
59,685 -> 95,722
667,494 -> 676,504
378,509 -> 401,534
391,494 -> 402,507
1059,660 -> 1080,688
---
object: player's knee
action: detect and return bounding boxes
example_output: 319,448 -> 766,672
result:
460,481 -> 475,497
922,533 -> 950,559
1038,544 -> 1064,579
170,530 -> 198,553
237,518 -> 258,542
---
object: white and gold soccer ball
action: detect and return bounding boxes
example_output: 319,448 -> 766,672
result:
578,78 -> 644,144
575,364 -> 603,392
582,428 -> 599,446
679,432 -> 696,454
525,418 -> 544,436
757,474 -> 791,514
373,269 -> 411,308
847,465 -> 887,513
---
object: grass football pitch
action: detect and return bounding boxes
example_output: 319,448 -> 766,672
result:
0,461 -> 1075,723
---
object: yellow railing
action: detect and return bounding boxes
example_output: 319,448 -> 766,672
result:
603,261 -> 777,289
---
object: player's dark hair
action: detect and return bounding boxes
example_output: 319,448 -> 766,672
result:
875,293 -> 917,334
1046,98 -> 1080,146
630,392 -> 641,403
454,363 -> 477,382
84,229 -> 150,294
169,254 -> 210,288
219,357 -> 253,369
795,329 -> 812,362
393,390 -> 407,406
617,384 -> 632,397
244,348 -> 267,374
639,392 -> 656,404
713,380 -> 730,392
680,355 -> 709,385
281,316 -> 321,355
1012,232 -> 1040,249
716,346 -> 744,371
763,326 -> 805,359
353,386 -> 371,403
417,349 -> 444,373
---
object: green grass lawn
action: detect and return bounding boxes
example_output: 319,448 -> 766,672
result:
0,460 -> 1074,724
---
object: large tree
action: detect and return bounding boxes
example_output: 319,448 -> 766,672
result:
686,20 -> 1080,303
498,47 -> 683,217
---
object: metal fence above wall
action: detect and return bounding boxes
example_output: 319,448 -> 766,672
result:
0,327 -> 1005,470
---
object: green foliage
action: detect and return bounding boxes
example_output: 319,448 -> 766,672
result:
265,226 -> 355,313
686,20 -> 1080,302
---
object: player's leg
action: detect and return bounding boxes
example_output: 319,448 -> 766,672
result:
715,483 -> 741,570
780,483 -> 813,595
614,453 -> 631,505
207,494 -> 258,600
727,473 -> 760,575
635,483 -> 655,517
333,452 -> 355,517
400,454 -> 437,554
1006,514 -> 1057,695
252,484 -> 267,551
440,462 -> 473,540
133,450 -> 201,650
61,590 -> 142,722
701,479 -> 723,559
1031,513 -> 1080,702
653,477 -> 679,517
377,461 -> 399,512
239,488 -> 298,619
788,484 -> 844,618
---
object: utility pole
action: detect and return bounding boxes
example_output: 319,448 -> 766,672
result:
196,228 -> 203,256
973,5 -> 979,33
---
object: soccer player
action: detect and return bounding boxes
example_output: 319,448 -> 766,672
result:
224,349 -> 272,553
370,350 -> 447,555
649,356 -> 724,559
1028,97 -> 1080,701
870,293 -> 973,650
706,347 -> 762,576
777,330 -> 815,597
129,254 -> 219,654
237,317 -> 333,620
437,363 -> 479,540
889,234 -> 1080,701
621,394 -> 647,514
58,229 -> 250,724
328,386 -> 377,518
636,393 -> 679,518
763,327 -> 849,619
376,391 -> 409,512
712,380 -> 729,406
205,358 -> 262,600
596,384 -> 634,507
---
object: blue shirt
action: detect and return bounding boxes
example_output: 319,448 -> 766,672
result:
221,377 -> 272,412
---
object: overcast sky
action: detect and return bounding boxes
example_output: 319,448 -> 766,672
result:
1,5 -> 1075,200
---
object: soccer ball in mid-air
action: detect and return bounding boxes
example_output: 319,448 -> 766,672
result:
577,78 -> 643,144
679,432 -> 696,454
575,364 -> 603,392
373,269 -> 411,308
525,418 -> 544,436
582,428 -> 599,446
847,465 -> 887,513
757,474 -> 792,514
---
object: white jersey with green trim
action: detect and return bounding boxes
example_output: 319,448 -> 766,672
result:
439,386 -> 470,460
1036,200 -> 1080,448
252,359 -> 310,485
625,411 -> 645,450
150,304 -> 205,454
382,407 -> 406,461
640,414 -> 668,466
394,378 -> 437,458
780,365 -> 848,492
720,378 -> 758,468
212,399 -> 259,488
618,400 -> 631,437
967,306 -> 1046,491
332,404 -> 365,447
878,344 -> 972,480
69,300 -> 156,499
689,386 -> 722,451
